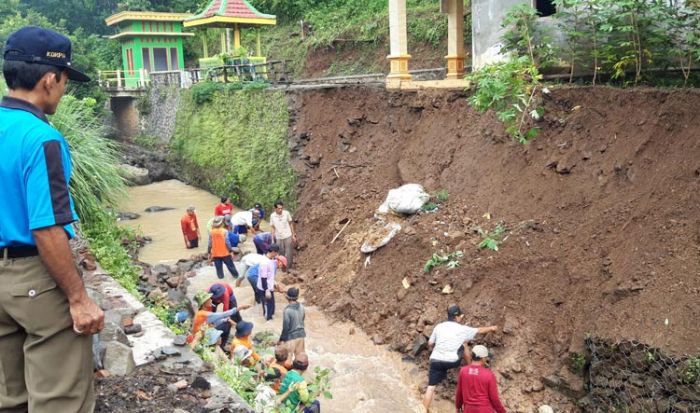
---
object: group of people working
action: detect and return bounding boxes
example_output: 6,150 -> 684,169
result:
181,197 -> 318,412
187,274 -> 317,412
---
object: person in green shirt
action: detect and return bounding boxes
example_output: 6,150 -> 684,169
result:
277,353 -> 320,412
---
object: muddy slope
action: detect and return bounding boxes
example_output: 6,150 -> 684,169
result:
288,86 -> 700,409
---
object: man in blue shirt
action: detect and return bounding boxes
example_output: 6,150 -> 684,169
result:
0,27 -> 104,412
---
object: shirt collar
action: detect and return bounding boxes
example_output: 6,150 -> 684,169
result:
0,96 -> 49,123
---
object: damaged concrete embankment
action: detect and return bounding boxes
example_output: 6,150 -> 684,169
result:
117,85 -> 699,411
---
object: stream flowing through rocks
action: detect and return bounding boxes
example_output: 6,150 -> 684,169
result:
118,180 -> 454,413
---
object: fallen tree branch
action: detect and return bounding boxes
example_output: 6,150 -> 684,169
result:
331,220 -> 351,244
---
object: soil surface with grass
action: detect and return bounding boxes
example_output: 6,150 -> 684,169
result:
286,86 -> 700,409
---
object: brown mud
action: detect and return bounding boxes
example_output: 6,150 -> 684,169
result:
288,86 -> 700,410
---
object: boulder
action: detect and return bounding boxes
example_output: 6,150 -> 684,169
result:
117,212 -> 140,221
173,335 -> 188,347
152,264 -> 170,277
119,164 -> 150,185
409,335 -> 428,358
102,341 -> 136,376
165,276 -> 181,288
144,206 -> 175,213
123,324 -> 142,335
99,321 -> 130,346
191,376 -> 211,390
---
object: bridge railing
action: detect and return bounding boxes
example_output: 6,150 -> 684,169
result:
97,69 -> 149,91
100,60 -> 292,92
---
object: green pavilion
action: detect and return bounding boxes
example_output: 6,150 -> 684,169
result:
105,11 -> 194,88
184,0 -> 276,70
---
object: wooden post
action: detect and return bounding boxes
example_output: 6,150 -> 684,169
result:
223,65 -> 228,83
234,24 -> 241,50
220,31 -> 226,54
256,30 -> 262,57
202,34 -> 209,58
139,68 -> 145,87
116,70 -> 122,89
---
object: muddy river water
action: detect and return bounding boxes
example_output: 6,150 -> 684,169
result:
119,180 -> 454,413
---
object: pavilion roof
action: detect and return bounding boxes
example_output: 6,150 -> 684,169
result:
184,0 -> 276,28
105,11 -> 193,26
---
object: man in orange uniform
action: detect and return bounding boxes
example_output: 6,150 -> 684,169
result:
180,206 -> 200,249
208,216 -> 239,280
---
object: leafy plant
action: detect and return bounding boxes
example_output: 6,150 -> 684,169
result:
421,202 -> 439,212
478,224 -> 505,251
423,251 -> 464,273
681,356 -> 700,384
570,352 -> 587,375
501,4 -> 556,69
467,56 -> 543,143
435,189 -> 449,203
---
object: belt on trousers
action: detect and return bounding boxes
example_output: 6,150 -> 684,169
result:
0,245 -> 40,259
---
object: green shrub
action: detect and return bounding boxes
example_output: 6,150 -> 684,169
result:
50,95 -> 142,295
172,88 -> 296,210
467,57 -> 543,143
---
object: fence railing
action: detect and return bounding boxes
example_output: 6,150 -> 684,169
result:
97,69 -> 149,90
99,60 -> 291,92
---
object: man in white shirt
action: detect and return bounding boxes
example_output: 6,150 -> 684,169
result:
270,200 -> 297,270
231,209 -> 260,235
422,305 -> 499,411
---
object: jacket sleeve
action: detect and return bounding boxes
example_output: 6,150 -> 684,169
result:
207,308 -> 237,324
488,373 -> 507,413
455,368 -> 463,410
225,231 -> 232,250
207,233 -> 213,254
279,308 -> 291,342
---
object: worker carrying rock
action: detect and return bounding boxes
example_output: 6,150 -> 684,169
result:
422,304 -> 499,411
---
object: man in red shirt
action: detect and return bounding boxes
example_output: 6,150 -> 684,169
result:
214,196 -> 234,217
180,206 -> 201,248
455,345 -> 506,413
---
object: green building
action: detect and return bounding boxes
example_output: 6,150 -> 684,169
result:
105,11 -> 194,88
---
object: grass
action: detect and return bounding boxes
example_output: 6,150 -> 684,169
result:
49,96 -> 143,296
171,87 -> 296,210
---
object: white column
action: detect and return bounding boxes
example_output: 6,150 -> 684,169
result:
445,0 -> 465,79
387,0 -> 411,81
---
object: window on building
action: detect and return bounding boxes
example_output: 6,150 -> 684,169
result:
142,48 -> 152,73
169,48 -> 179,70
153,47 -> 169,72
535,0 -> 556,17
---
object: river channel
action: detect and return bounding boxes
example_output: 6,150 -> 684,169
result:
119,180 -> 454,413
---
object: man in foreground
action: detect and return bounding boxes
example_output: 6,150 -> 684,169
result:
422,305 -> 499,411
0,26 -> 104,412
455,345 -> 506,413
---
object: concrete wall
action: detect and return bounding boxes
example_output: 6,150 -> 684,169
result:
471,0 -> 527,69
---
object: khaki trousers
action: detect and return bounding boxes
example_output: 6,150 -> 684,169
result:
284,337 -> 306,360
0,256 -> 94,413
277,236 -> 294,270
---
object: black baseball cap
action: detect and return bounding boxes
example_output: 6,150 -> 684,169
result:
3,26 -> 90,82
447,305 -> 463,318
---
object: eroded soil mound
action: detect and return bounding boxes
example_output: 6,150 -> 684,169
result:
288,86 -> 700,410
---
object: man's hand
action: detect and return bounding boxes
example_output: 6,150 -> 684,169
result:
238,303 -> 252,311
70,294 -> 104,335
